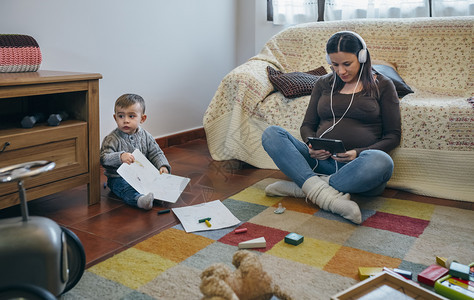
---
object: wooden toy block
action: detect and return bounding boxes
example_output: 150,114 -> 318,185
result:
382,267 -> 411,282
436,256 -> 448,268
393,268 -> 413,280
417,264 -> 449,286
358,267 -> 383,280
238,237 -> 266,249
284,233 -> 304,246
449,262 -> 470,280
234,228 -> 247,234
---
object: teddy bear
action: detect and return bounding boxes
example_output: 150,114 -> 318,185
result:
199,250 -> 292,300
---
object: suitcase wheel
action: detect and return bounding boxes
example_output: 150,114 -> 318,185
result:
61,227 -> 86,294
0,283 -> 56,300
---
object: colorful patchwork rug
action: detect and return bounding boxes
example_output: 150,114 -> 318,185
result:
63,178 -> 474,299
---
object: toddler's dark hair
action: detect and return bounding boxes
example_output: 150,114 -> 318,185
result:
115,94 -> 146,114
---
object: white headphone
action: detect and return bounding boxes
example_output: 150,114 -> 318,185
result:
325,31 -> 368,65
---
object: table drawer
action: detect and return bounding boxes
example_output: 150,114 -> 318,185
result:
0,120 -> 87,195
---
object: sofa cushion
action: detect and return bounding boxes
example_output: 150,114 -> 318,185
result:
267,66 -> 327,98
373,64 -> 414,98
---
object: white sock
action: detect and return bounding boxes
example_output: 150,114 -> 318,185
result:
329,197 -> 362,224
137,192 -> 154,210
302,176 -> 361,224
319,175 -> 330,184
265,180 -> 305,198
319,175 -> 350,200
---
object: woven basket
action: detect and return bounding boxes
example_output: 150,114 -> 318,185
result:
0,34 -> 42,73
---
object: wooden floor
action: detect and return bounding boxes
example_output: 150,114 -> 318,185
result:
0,138 -> 472,269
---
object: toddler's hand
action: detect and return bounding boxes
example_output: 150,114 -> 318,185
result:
120,152 -> 134,165
159,167 -> 169,174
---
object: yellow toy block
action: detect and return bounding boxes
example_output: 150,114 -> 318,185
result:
358,267 -> 384,281
436,256 -> 448,268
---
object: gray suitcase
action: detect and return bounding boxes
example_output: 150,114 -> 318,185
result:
0,161 -> 85,298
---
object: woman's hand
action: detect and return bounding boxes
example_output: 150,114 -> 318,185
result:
332,150 -> 357,162
308,144 -> 332,160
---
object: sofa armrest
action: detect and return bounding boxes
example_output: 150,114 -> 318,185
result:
225,59 -> 276,104
204,59 -> 276,124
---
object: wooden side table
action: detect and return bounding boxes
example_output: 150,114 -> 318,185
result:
0,71 -> 102,209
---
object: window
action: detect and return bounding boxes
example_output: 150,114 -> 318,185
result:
325,0 -> 430,20
268,0 -> 473,23
268,0 -> 323,24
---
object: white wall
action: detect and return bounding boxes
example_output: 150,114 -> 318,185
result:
236,0 -> 256,66
0,0 -> 237,140
253,0 -> 288,58
236,0 -> 287,66
0,0 -> 287,141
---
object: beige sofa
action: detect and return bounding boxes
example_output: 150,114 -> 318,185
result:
203,16 -> 474,202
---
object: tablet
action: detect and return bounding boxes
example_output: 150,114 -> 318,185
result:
307,137 -> 346,154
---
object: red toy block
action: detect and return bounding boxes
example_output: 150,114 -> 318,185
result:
418,265 -> 449,286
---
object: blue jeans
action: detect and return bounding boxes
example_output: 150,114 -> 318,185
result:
107,177 -> 141,207
261,125 -> 394,196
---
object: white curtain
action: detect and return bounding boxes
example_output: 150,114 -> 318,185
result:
324,0 -> 430,20
272,0 -> 473,24
432,0 -> 474,16
272,0 -> 318,24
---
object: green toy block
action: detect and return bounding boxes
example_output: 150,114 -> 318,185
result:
449,262 -> 470,280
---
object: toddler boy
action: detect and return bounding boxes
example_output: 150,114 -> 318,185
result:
100,94 -> 170,210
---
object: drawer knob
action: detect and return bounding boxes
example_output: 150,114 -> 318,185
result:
0,142 -> 10,153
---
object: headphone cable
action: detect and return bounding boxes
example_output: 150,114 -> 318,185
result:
319,63 -> 364,138
315,63 -> 365,174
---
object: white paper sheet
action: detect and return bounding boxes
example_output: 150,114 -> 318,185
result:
117,149 -> 190,203
171,200 -> 240,233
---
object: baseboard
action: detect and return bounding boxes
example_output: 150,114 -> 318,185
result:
155,127 -> 206,148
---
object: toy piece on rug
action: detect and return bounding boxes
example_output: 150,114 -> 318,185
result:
392,268 -> 413,280
358,267 -> 383,280
238,237 -> 266,249
436,256 -> 449,268
364,267 -> 413,281
200,250 -> 292,300
418,265 -> 449,286
436,255 -> 458,269
274,203 -> 286,214
449,262 -> 470,281
284,233 -> 303,246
